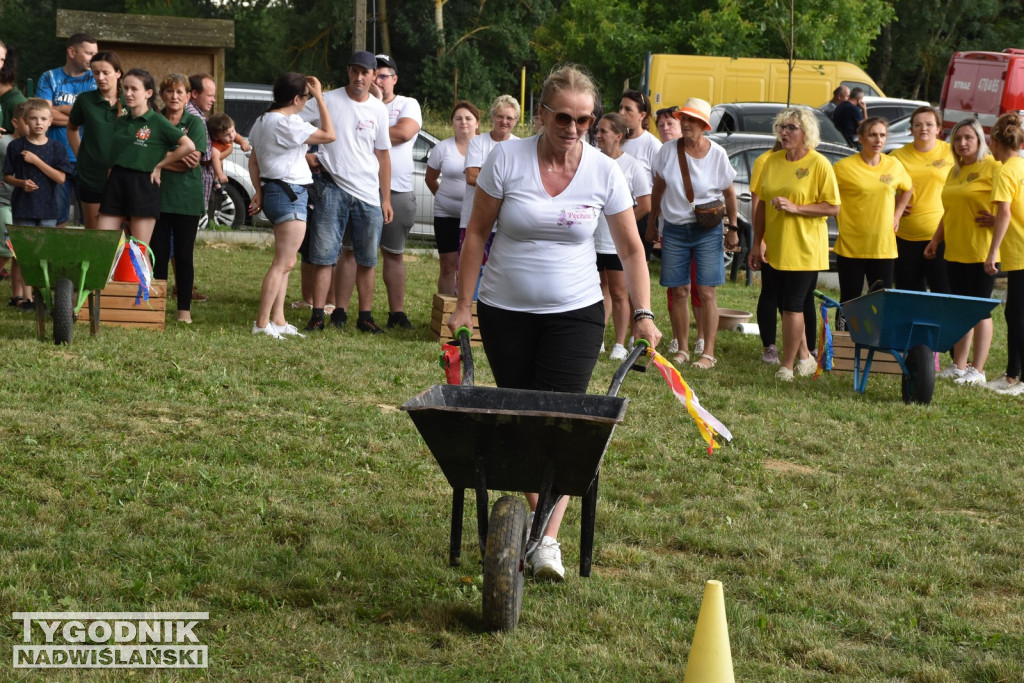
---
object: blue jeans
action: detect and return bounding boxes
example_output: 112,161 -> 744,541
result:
660,220 -> 725,287
14,218 -> 58,227
307,174 -> 383,267
55,163 -> 79,224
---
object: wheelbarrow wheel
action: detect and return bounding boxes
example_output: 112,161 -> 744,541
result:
482,495 -> 527,633
901,344 -> 935,405
53,278 -> 75,346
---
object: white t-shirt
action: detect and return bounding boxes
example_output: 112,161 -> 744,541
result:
652,139 -> 736,225
475,137 -> 634,313
460,132 -> 519,228
248,112 -> 317,186
384,94 -> 422,193
300,88 -> 390,206
594,152 -> 652,254
621,130 -> 662,179
426,136 -> 467,218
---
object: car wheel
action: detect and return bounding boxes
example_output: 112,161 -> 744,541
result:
208,184 -> 247,229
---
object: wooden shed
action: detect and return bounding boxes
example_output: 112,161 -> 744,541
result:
56,9 -> 235,110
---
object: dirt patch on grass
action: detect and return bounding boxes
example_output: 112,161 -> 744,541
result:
762,458 -> 817,475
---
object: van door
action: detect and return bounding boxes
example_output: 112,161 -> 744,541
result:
942,54 -> 1007,131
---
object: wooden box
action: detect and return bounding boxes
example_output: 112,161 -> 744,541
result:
429,294 -> 482,345
77,280 -> 167,331
828,331 -> 904,375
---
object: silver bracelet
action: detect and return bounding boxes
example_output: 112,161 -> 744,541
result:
633,308 -> 655,322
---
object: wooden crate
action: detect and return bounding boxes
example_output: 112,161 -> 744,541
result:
828,331 -> 904,375
429,293 -> 482,345
77,280 -> 167,331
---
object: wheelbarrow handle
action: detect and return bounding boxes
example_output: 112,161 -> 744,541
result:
813,289 -> 841,309
607,340 -> 649,397
456,326 -> 474,387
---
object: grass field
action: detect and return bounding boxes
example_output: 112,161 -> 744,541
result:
0,242 -> 1021,681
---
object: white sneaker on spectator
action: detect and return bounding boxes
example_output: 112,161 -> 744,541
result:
609,343 -> 628,360
271,322 -> 306,338
982,375 -> 1013,391
529,536 -> 565,581
775,367 -> 794,382
600,342 -> 605,354
937,363 -> 966,380
996,381 -> 1024,396
252,322 -> 285,339
694,338 -> 705,356
955,366 -> 985,386
667,338 -> 679,354
761,344 -> 779,364
795,355 -> 818,377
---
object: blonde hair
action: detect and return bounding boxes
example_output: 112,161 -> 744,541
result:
949,118 -> 988,177
991,112 -> 1024,154
21,98 -> 52,117
774,107 -> 820,150
159,73 -> 189,94
540,64 -> 598,110
489,94 -> 520,121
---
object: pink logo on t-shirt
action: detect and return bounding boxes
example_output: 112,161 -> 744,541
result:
557,206 -> 600,227
356,120 -> 376,132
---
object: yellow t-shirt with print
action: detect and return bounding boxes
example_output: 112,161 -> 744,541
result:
941,155 -> 1000,263
889,140 -> 954,241
833,154 -> 913,259
753,149 -> 840,271
992,155 -> 1024,272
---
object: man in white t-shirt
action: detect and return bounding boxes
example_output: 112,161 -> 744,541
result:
374,54 -> 422,330
301,51 -> 393,333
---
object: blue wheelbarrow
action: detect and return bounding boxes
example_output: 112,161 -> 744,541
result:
821,289 -> 1000,404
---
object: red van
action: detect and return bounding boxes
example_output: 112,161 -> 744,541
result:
939,49 -> 1024,135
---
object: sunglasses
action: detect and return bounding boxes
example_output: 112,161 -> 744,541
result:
655,106 -> 679,118
542,103 -> 596,130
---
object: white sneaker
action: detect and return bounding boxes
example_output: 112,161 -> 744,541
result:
938,363 -> 966,380
996,381 -> 1024,396
271,321 -> 306,338
609,343 -> 628,360
694,338 -> 705,356
252,321 -> 285,339
795,355 -> 818,377
667,338 -> 679,354
529,536 -> 565,581
761,344 -> 780,365
775,367 -> 794,382
982,375 -> 1013,391
955,366 -> 986,386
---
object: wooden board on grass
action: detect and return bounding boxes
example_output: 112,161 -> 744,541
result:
828,331 -> 904,375
77,280 -> 167,331
430,293 -> 482,344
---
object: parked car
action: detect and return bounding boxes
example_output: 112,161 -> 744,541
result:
709,102 -> 854,150
882,115 -> 914,153
862,96 -> 930,122
213,82 -> 438,237
709,132 -> 852,271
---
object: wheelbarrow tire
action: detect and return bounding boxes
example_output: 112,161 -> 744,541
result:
53,278 -> 75,346
902,344 -> 935,405
482,495 -> 527,633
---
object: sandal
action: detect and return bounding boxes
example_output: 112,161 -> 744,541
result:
9,295 -> 25,308
673,351 -> 690,365
692,354 -> 718,370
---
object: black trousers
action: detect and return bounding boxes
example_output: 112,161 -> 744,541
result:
152,212 -> 200,311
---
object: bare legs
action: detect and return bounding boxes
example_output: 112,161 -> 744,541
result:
256,220 -> 305,329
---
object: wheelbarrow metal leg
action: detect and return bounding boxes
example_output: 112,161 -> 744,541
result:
33,287 -> 46,341
526,460 -> 560,559
448,488 -> 464,567
474,456 -> 489,560
579,472 -> 599,578
88,291 -> 101,336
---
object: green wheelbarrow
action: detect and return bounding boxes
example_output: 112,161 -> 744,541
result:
7,226 -> 125,345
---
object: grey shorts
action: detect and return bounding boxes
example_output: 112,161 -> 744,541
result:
379,191 -> 416,255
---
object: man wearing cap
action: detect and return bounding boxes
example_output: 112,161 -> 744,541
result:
373,53 -> 422,330
300,50 -> 393,333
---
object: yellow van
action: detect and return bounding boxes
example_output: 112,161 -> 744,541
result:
642,53 -> 884,112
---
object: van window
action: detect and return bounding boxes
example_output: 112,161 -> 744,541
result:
842,81 -> 881,97
224,97 -> 272,137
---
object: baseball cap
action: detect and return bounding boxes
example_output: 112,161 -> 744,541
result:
375,54 -> 398,73
349,51 -> 376,71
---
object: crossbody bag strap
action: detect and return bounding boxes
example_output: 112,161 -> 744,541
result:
677,140 -> 695,205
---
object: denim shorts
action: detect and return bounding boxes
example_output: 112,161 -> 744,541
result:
13,218 -> 58,227
262,182 -> 308,226
659,221 -> 725,288
307,174 -> 383,267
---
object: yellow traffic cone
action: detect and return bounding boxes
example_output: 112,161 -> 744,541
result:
683,579 -> 735,682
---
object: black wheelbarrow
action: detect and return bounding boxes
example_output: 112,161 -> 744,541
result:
401,329 -> 649,632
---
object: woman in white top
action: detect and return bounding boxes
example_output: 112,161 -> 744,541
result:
650,98 -> 738,369
595,112 -> 652,360
619,89 -> 662,260
247,73 -> 335,338
426,100 -> 479,295
449,65 -> 661,582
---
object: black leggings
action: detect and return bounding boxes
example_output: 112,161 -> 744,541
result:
1006,271 -> 1024,379
836,255 -> 894,302
757,263 -> 816,349
895,237 -> 949,293
152,212 -> 200,311
477,300 -> 604,392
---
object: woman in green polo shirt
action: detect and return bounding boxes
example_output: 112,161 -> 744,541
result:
68,51 -> 124,229
96,68 -> 195,244
150,73 -> 206,323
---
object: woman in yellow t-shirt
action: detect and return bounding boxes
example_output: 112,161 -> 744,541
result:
983,112 -> 1024,395
890,106 -> 954,292
833,117 -> 913,316
749,107 -> 840,381
924,118 -> 1001,385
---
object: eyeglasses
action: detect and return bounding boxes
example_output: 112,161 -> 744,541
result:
655,106 -> 679,118
302,91 -> 312,99
777,124 -> 801,133
541,103 -> 596,130
374,72 -> 396,80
